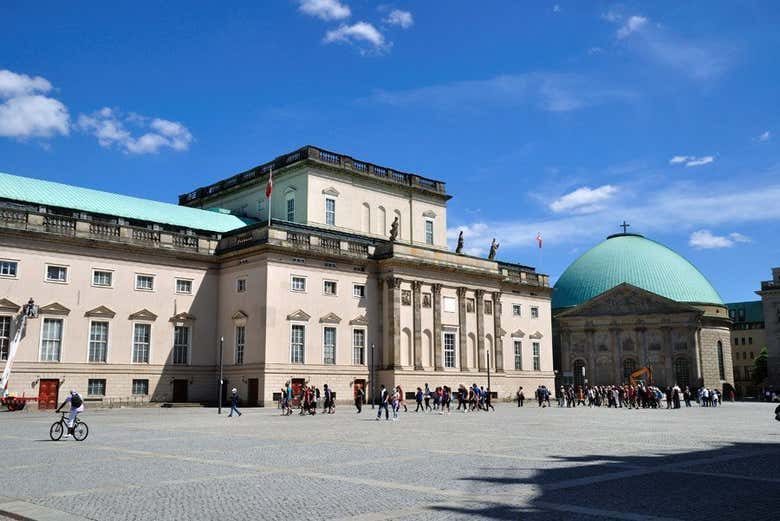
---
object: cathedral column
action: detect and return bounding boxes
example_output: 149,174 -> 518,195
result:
475,290 -> 485,371
693,328 -> 703,385
377,277 -> 386,369
387,276 -> 402,369
493,291 -> 504,373
412,281 -> 423,370
457,287 -> 469,372
432,283 -> 443,371
611,328 -> 621,383
662,326 -> 673,386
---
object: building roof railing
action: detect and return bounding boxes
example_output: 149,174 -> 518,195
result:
179,145 -> 449,206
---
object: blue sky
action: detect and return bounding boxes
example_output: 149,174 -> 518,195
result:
1,1 -> 778,302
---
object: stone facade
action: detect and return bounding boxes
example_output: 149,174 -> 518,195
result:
727,301 -> 766,397
554,284 -> 733,390
757,267 -> 780,388
0,146 -> 554,407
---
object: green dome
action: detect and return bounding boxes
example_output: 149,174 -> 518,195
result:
553,233 -> 724,309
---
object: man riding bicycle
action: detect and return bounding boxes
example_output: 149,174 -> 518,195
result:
55,389 -> 84,438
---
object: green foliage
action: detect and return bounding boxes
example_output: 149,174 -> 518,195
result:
752,347 -> 768,385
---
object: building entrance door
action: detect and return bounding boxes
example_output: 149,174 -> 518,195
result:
247,378 -> 259,406
353,379 -> 366,403
172,379 -> 188,402
291,378 -> 305,406
37,379 -> 59,409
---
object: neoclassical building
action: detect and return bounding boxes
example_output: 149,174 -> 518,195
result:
552,232 -> 733,391
0,146 -> 553,407
756,267 -> 780,388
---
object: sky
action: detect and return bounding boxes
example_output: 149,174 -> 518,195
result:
1,1 -> 778,303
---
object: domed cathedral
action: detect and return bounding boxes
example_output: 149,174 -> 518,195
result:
552,227 -> 734,392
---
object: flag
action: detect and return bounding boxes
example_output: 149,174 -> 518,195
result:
536,232 -> 543,249
265,167 -> 273,198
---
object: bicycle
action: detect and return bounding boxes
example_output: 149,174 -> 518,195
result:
50,412 -> 89,441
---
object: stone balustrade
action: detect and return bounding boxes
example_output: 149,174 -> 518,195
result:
0,206 -> 218,255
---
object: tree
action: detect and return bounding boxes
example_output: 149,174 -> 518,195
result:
752,347 -> 768,385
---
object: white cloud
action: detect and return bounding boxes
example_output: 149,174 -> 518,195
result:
758,130 -> 771,142
78,107 -> 193,154
0,69 -> 70,139
550,185 -> 618,214
616,15 -> 648,39
689,230 -> 751,249
553,5 -> 561,13
324,22 -> 388,53
365,73 -> 634,113
298,0 -> 350,21
384,9 -> 413,29
669,155 -> 714,167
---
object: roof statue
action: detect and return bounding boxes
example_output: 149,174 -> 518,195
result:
389,216 -> 399,242
455,230 -> 464,254
488,238 -> 499,260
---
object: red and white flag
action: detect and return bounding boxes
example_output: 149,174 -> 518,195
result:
536,232 -> 543,249
265,167 -> 273,198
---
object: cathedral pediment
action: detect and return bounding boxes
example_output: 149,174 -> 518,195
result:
39,302 -> 70,316
286,309 -> 311,321
319,312 -> 342,324
0,298 -> 20,312
556,284 -> 701,318
84,306 -> 116,318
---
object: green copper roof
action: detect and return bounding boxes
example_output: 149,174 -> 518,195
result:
553,233 -> 724,309
726,301 -> 764,324
0,172 -> 251,233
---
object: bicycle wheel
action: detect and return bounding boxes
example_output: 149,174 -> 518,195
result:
73,422 -> 89,441
49,421 -> 64,441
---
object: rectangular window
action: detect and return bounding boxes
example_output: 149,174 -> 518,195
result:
323,327 -> 336,365
92,270 -> 113,287
290,324 -> 305,364
175,279 -> 193,294
45,265 -> 67,283
748,337 -> 753,345
443,297 -> 456,313
0,260 -> 18,278
484,300 -> 493,315
425,220 -> 434,245
132,379 -> 149,396
466,298 -> 475,313
750,351 -> 754,359
444,332 -> 456,368
87,379 -> 106,397
514,340 -> 523,370
291,276 -> 306,292
325,198 -> 335,225
352,329 -> 366,365
532,342 -> 541,371
512,304 -> 522,316
40,318 -> 63,361
323,280 -> 337,296
173,326 -> 189,365
353,284 -> 365,298
0,316 -> 10,361
235,326 -> 245,365
135,274 -> 154,291
237,278 -> 247,293
286,197 -> 295,221
531,306 -> 539,319
88,321 -> 109,363
132,323 -> 151,363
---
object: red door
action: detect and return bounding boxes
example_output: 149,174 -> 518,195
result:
38,379 -> 59,410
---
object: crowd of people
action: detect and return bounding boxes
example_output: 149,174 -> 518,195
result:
278,383 -> 336,416
522,383 -> 725,409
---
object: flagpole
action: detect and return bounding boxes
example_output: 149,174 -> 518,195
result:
266,166 -> 273,228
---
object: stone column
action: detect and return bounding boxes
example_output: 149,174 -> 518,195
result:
693,328 -> 703,386
493,291 -> 504,372
432,283 -> 443,371
611,328 -> 621,383
412,281 -> 423,370
475,290 -> 485,371
457,287 -> 468,372
585,328 -> 595,384
662,326 -> 673,386
387,276 -> 402,369
377,277 -> 385,369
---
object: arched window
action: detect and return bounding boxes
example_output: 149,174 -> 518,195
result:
674,358 -> 690,388
623,358 -> 636,381
717,341 -> 725,380
573,359 -> 586,387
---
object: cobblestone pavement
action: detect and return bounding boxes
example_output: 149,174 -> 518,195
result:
1,402 -> 778,520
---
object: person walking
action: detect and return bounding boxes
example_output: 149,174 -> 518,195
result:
228,388 -> 242,417
323,384 -> 334,414
376,384 -> 389,420
354,385 -> 364,413
397,385 -> 408,412
424,383 -> 432,411
391,386 -> 401,420
415,387 -> 424,412
485,388 -> 495,411
516,386 -> 524,407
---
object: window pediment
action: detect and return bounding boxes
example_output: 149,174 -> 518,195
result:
529,331 -> 544,339
169,311 -> 196,322
422,210 -> 437,218
287,309 -> 311,322
84,305 -> 116,319
128,309 -> 158,321
319,312 -> 342,324
349,314 -> 369,326
0,298 -> 20,313
232,310 -> 248,321
322,187 -> 340,197
511,329 -> 525,338
39,302 -> 70,316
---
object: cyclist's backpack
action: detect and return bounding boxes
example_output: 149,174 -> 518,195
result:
71,394 -> 83,408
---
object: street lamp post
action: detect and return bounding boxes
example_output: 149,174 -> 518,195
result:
370,343 -> 376,409
487,349 -> 491,398
217,336 -> 224,415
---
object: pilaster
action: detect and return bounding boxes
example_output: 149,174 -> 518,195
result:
387,276 -> 402,369
475,290 -> 485,371
493,291 -> 504,372
412,281 -> 423,370
457,287 -> 469,372
432,283 -> 443,371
